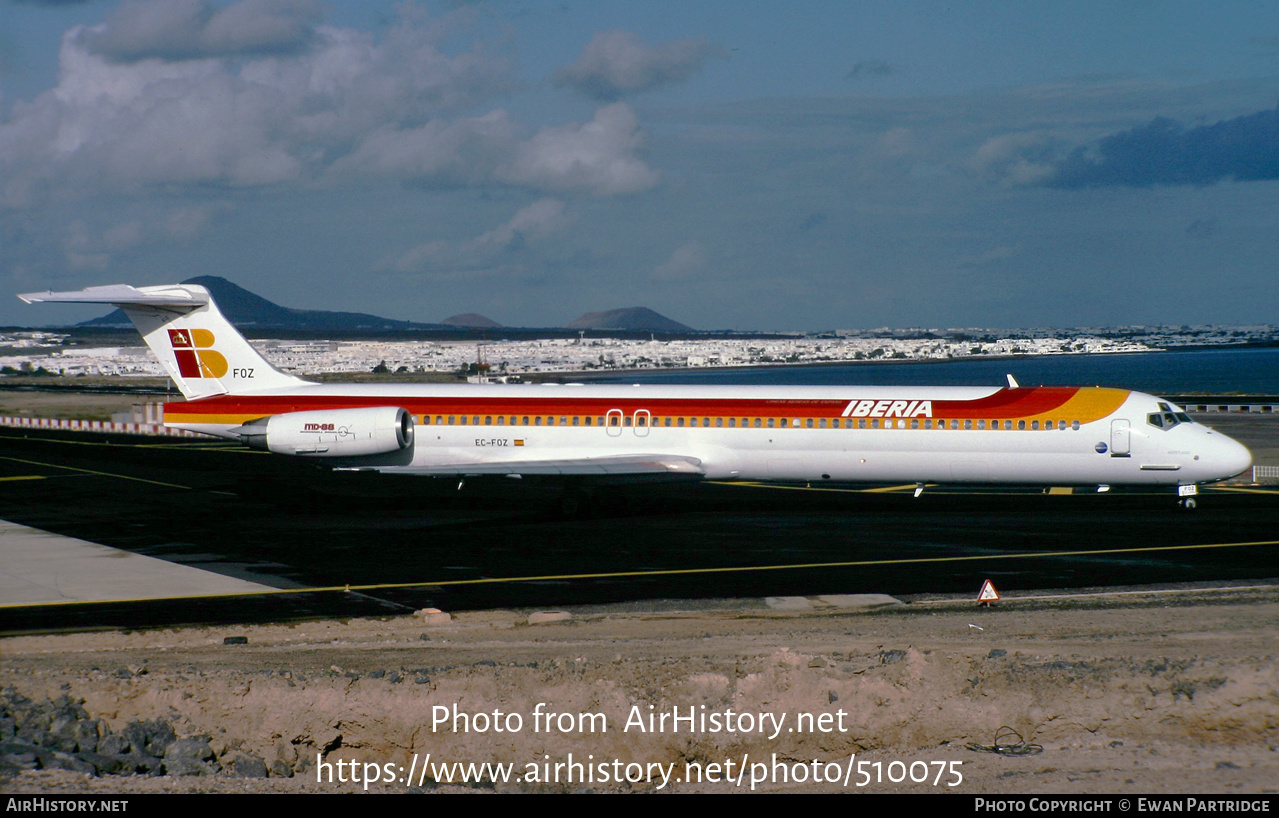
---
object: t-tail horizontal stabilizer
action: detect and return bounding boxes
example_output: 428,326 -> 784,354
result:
18,283 -> 312,401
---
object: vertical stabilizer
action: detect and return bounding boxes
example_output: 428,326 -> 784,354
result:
18,283 -> 313,400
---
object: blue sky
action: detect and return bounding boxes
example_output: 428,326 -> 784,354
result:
2,0 -> 1277,330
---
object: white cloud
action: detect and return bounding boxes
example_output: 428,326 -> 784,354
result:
81,0 -> 324,63
329,110 -> 515,184
388,198 -> 571,274
0,6 -> 517,202
653,241 -> 708,281
57,203 -> 229,272
970,132 -> 1060,186
0,10 -> 660,205
501,103 -> 658,196
553,29 -> 726,101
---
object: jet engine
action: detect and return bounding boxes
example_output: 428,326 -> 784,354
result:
235,406 -> 414,457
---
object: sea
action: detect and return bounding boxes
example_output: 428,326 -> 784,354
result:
582,346 -> 1279,395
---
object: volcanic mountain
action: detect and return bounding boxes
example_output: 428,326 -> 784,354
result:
77,277 -> 691,333
566,307 -> 693,332
82,276 -> 439,331
441,313 -> 504,328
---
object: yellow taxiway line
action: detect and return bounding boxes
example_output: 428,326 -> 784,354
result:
5,537 -> 1278,610
0,455 -> 195,490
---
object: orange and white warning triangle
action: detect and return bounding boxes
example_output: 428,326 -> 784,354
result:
977,579 -> 1001,603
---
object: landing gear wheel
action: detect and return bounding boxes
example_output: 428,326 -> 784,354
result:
1179,497 -> 1197,511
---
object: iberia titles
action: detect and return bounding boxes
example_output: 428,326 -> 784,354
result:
841,399 -> 933,418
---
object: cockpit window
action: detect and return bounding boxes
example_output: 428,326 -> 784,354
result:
1148,408 -> 1193,430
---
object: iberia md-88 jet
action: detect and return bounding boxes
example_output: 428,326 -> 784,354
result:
20,283 -> 1252,508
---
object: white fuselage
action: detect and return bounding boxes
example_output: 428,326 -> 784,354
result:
164,382 -> 1253,486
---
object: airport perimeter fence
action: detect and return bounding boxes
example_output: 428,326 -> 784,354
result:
1253,465 -> 1279,482
0,415 -> 205,438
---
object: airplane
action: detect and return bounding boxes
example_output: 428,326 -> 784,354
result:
19,282 -> 1252,509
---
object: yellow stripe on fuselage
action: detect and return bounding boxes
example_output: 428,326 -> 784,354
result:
1020,387 -> 1129,425
163,412 -> 264,426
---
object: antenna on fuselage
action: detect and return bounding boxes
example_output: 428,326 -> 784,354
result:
1006,374 -> 1020,389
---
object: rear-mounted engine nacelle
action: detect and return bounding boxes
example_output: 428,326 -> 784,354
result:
236,407 -> 414,457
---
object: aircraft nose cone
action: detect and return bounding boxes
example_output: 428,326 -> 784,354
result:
1211,432 -> 1252,480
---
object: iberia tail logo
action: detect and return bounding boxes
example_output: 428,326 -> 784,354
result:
168,328 -> 228,378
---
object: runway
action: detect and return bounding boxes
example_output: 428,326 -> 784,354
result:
1,424 -> 1276,634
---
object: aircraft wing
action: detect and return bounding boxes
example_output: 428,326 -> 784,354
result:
369,454 -> 704,478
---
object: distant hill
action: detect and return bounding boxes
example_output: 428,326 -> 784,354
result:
82,276 -> 440,331
441,313 -> 504,328
567,307 -> 693,332
76,277 -> 694,334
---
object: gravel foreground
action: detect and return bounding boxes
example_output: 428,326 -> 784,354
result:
2,586 -> 1277,795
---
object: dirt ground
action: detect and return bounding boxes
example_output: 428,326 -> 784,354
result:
3,586 -> 1277,794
